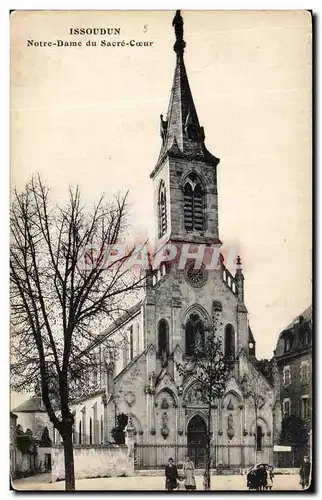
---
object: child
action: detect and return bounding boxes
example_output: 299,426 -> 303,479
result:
165,458 -> 179,491
266,465 -> 274,490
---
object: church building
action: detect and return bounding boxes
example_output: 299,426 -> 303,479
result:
56,11 -> 281,470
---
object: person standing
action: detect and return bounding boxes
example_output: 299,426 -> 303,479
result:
165,458 -> 179,491
183,456 -> 196,491
299,456 -> 311,489
257,463 -> 267,490
266,466 -> 274,490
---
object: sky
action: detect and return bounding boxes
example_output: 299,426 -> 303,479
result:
11,9 -> 312,377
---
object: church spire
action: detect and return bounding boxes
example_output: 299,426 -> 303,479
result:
151,10 -> 219,178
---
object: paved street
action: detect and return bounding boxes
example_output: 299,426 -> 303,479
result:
13,473 -> 303,491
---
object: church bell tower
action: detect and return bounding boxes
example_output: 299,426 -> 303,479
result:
145,10 -> 252,365
151,11 -> 221,249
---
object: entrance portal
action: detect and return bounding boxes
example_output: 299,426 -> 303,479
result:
187,415 -> 207,468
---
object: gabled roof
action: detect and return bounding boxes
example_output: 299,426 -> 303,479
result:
13,396 -> 46,413
114,348 -> 147,384
248,326 -> 255,344
238,348 -> 274,390
88,301 -> 142,351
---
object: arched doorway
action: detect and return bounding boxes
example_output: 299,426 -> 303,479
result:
187,415 -> 207,468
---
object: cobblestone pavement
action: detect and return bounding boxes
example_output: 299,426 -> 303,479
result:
13,473 -> 303,491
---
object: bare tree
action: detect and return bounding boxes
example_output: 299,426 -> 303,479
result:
10,175 -> 149,490
176,313 -> 231,491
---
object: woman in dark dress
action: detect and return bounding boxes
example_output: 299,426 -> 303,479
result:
257,464 -> 267,490
165,458 -> 179,491
300,456 -> 311,489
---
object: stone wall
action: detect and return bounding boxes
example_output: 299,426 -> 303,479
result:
51,445 -> 134,481
15,449 -> 32,473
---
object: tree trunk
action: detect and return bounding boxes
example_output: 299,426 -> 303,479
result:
62,429 -> 75,491
254,402 -> 258,466
204,406 -> 212,491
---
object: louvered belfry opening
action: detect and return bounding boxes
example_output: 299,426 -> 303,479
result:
184,173 -> 204,232
159,181 -> 167,237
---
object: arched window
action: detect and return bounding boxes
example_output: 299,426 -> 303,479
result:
78,421 -> 82,445
225,324 -> 235,359
158,319 -> 169,356
256,425 -> 263,451
183,173 -> 204,232
185,313 -> 205,356
100,415 -> 104,444
158,181 -> 167,237
89,418 -> 93,445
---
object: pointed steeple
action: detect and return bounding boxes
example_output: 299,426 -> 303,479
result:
151,10 -> 219,178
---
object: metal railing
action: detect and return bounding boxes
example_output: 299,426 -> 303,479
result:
134,443 -> 274,470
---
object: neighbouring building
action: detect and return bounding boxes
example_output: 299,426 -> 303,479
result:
13,394 -> 51,439
12,393 -> 53,475
275,305 -> 312,433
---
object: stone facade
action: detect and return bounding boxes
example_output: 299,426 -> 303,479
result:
65,11 -> 278,471
275,306 -> 312,430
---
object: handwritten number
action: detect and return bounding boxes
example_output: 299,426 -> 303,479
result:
143,24 -> 148,33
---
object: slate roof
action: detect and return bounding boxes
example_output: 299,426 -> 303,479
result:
88,301 -> 142,351
13,396 -> 46,413
151,11 -> 219,178
284,305 -> 312,331
275,304 -> 312,358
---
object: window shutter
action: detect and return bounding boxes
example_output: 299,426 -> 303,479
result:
193,184 -> 204,231
158,182 -> 167,237
184,174 -> 205,232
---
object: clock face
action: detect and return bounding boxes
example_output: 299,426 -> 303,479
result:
185,262 -> 208,288
249,342 -> 254,349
